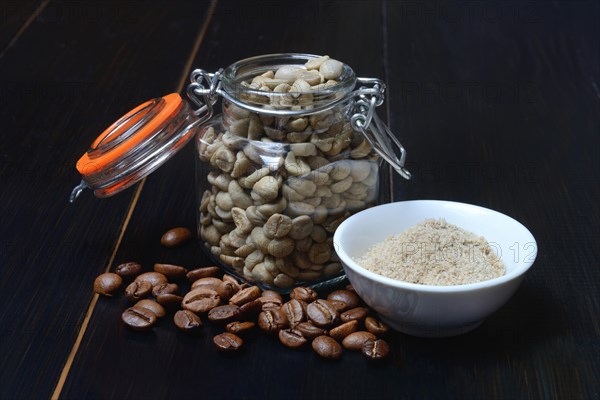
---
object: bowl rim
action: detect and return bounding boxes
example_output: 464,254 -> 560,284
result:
333,200 -> 537,293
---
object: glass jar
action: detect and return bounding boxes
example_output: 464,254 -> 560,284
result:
194,54 -> 409,291
70,53 -> 410,293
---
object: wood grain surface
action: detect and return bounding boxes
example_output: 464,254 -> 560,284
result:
0,0 -> 212,398
0,1 -> 598,399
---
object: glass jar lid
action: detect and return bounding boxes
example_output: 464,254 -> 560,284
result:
70,93 -> 201,201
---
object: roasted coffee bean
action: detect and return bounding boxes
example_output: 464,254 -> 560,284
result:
114,262 -> 142,279
213,332 -> 243,353
261,290 -> 283,302
238,299 -> 263,320
296,322 -> 327,339
173,310 -> 203,332
194,280 -> 233,302
290,287 -> 318,302
345,283 -> 355,292
122,307 -> 157,331
152,283 -> 179,297
222,274 -> 242,293
191,277 -> 225,290
156,293 -> 184,310
256,296 -> 283,311
153,263 -> 188,281
282,299 -> 306,327
191,282 -> 233,302
307,299 -> 339,328
208,304 -> 241,324
222,281 -> 239,301
312,335 -> 342,360
93,273 -> 122,297
342,331 -> 377,351
329,300 -> 347,313
125,280 -> 153,301
135,272 -> 168,287
187,266 -> 221,282
340,307 -> 369,323
226,321 -> 255,335
182,288 -> 221,313
160,227 -> 192,248
328,320 -> 359,341
279,328 -> 307,348
362,339 -> 390,360
327,290 -> 360,311
257,309 -> 288,334
134,299 -> 166,318
229,285 -> 261,306
365,316 -> 389,335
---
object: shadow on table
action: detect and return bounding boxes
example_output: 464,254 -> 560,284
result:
396,284 -> 562,358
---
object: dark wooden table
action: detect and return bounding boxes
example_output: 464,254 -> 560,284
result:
1,1 -> 598,398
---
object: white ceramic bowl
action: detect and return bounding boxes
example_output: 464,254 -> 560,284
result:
333,200 -> 537,337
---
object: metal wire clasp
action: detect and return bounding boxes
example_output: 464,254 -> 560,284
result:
187,68 -> 223,122
348,78 -> 411,180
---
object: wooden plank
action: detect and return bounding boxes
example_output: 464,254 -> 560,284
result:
58,1 -> 390,399
385,0 -> 599,398
0,0 -> 47,57
0,1 -> 213,399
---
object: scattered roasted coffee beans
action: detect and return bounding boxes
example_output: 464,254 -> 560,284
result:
134,299 -> 166,318
174,310 -> 202,333
238,299 -> 262,320
114,262 -> 142,279
122,307 -> 157,331
160,227 -> 192,248
365,316 -> 389,335
153,263 -> 187,281
156,293 -> 184,310
93,273 -> 122,297
135,272 -> 168,287
182,288 -> 220,313
124,280 -> 153,302
229,286 -> 261,306
256,296 -> 283,311
296,322 -> 327,339
342,331 -> 376,351
226,321 -> 255,335
329,300 -> 348,313
222,274 -> 243,292
328,320 -> 359,341
312,335 -> 342,360
257,309 -> 288,334
282,299 -> 306,328
327,290 -> 360,311
191,277 -> 225,290
208,304 -> 241,324
361,339 -> 390,361
279,328 -> 307,348
187,266 -> 221,282
261,290 -> 283,302
216,281 -> 237,301
307,299 -> 339,328
213,332 -> 243,352
340,307 -> 369,323
98,256 -> 395,363
152,283 -> 179,297
290,287 -> 318,302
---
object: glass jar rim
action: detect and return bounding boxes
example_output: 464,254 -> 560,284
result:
220,53 -> 357,114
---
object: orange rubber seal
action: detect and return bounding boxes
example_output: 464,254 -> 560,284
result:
76,93 -> 183,177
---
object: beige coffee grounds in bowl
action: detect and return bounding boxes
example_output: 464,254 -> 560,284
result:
355,219 -> 505,285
